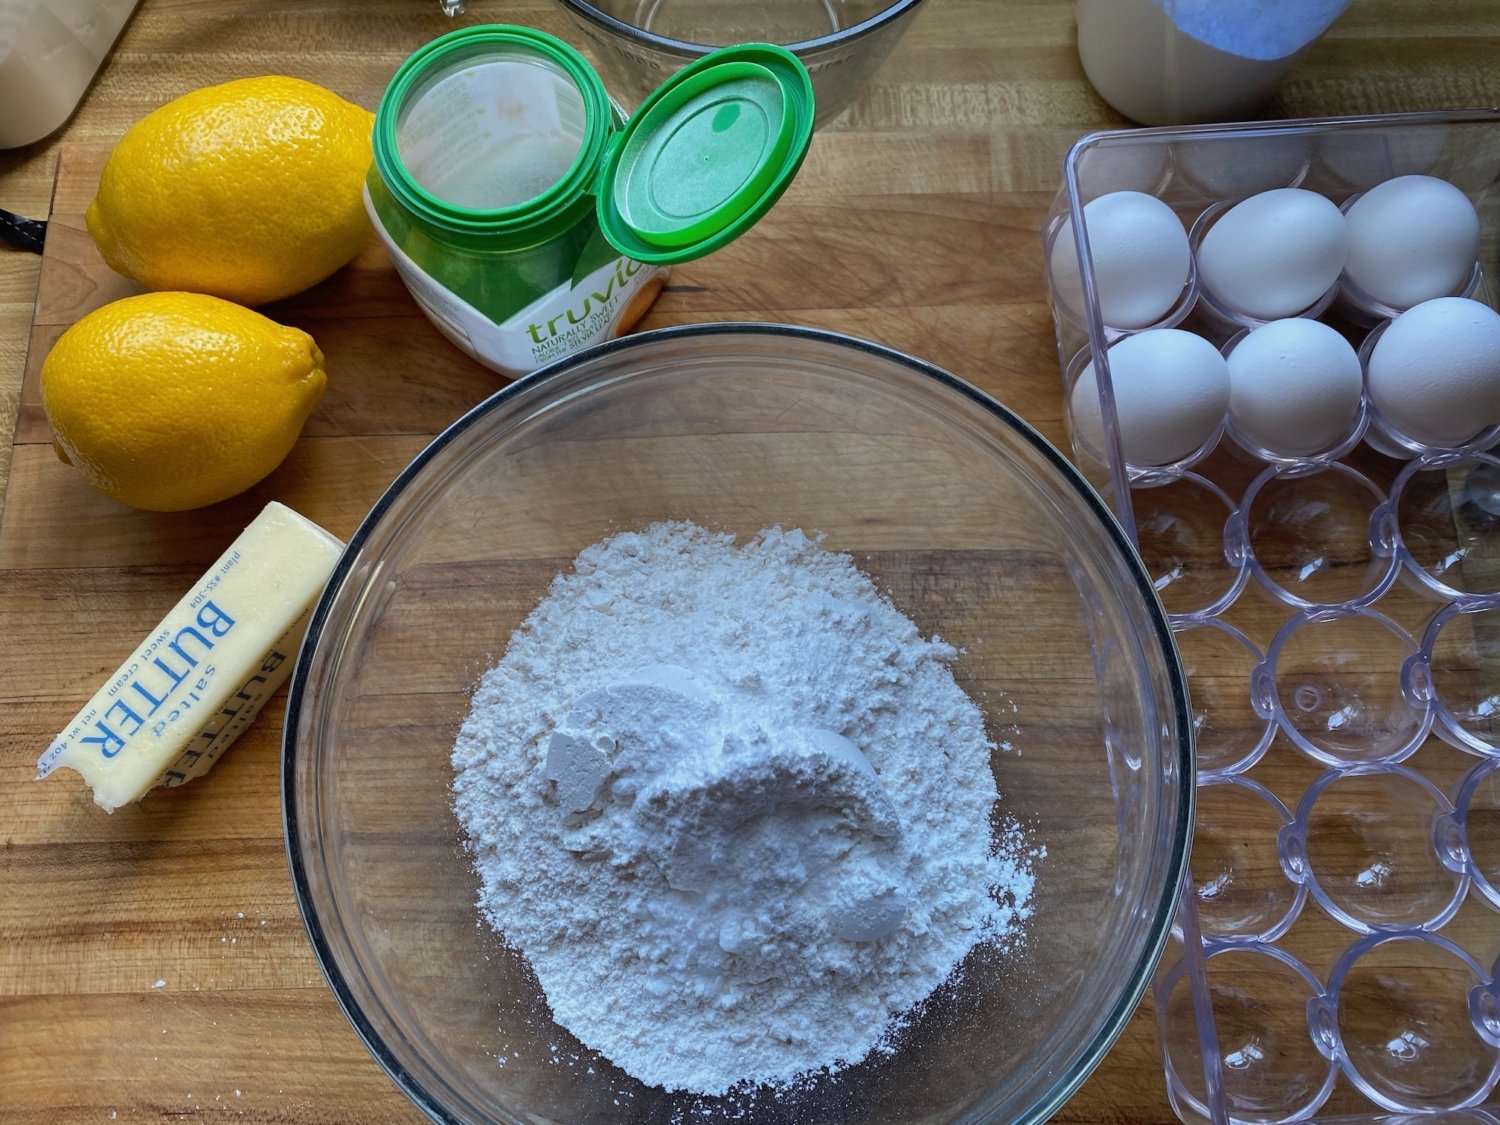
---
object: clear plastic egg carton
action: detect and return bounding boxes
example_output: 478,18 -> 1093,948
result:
1044,110 -> 1500,1123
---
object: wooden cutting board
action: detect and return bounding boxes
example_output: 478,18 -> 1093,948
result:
7,142 -> 1178,1123
9,2 -> 1500,1120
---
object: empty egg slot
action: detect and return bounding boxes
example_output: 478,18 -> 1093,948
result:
1173,619 -> 1275,776
1264,609 -> 1432,767
1418,601 -> 1500,755
1292,765 -> 1467,934
1158,943 -> 1335,1123
1239,462 -> 1400,612
1453,759 -> 1500,910
1390,453 -> 1500,601
1130,474 -> 1246,620
1325,930 -> 1500,1112
1192,777 -> 1305,942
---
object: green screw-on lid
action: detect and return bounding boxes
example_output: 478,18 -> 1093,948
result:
596,44 -> 814,264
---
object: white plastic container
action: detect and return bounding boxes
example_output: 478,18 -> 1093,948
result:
0,0 -> 140,148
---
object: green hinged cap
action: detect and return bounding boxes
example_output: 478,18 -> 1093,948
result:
596,43 -> 814,264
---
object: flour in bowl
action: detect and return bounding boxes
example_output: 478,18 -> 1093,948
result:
452,521 -> 1035,1095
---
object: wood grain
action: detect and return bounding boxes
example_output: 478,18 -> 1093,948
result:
3,2 -> 1500,1123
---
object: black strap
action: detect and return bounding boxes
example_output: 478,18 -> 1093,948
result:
0,208 -> 46,254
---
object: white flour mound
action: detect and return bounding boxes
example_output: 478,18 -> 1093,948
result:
452,521 -> 1035,1095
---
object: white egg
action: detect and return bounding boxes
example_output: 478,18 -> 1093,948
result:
1071,329 -> 1230,466
1343,175 -> 1479,310
1050,191 -> 1191,330
1227,319 -> 1363,456
1367,297 -> 1500,447
1197,188 -> 1349,321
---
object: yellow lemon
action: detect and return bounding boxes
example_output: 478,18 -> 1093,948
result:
41,293 -> 326,512
86,76 -> 374,306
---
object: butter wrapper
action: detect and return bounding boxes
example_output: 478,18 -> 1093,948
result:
38,501 -> 344,812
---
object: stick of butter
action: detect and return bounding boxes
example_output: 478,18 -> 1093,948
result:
37,501 -> 344,812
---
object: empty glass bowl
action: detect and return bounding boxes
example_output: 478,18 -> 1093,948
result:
554,0 -> 927,125
283,324 -> 1192,1124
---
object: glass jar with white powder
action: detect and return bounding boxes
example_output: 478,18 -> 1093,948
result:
1074,0 -> 1355,125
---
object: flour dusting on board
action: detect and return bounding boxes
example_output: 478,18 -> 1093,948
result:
452,521 -> 1037,1094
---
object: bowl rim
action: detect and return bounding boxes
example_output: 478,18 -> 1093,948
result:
555,0 -> 928,57
282,321 -> 1195,1125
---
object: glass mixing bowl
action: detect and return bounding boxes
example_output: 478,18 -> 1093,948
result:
553,0 -> 926,126
283,324 -> 1193,1124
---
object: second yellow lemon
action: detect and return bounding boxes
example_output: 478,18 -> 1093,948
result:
41,292 -> 327,512
86,76 -> 374,306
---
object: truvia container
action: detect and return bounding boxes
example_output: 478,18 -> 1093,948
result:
367,25 -> 814,377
